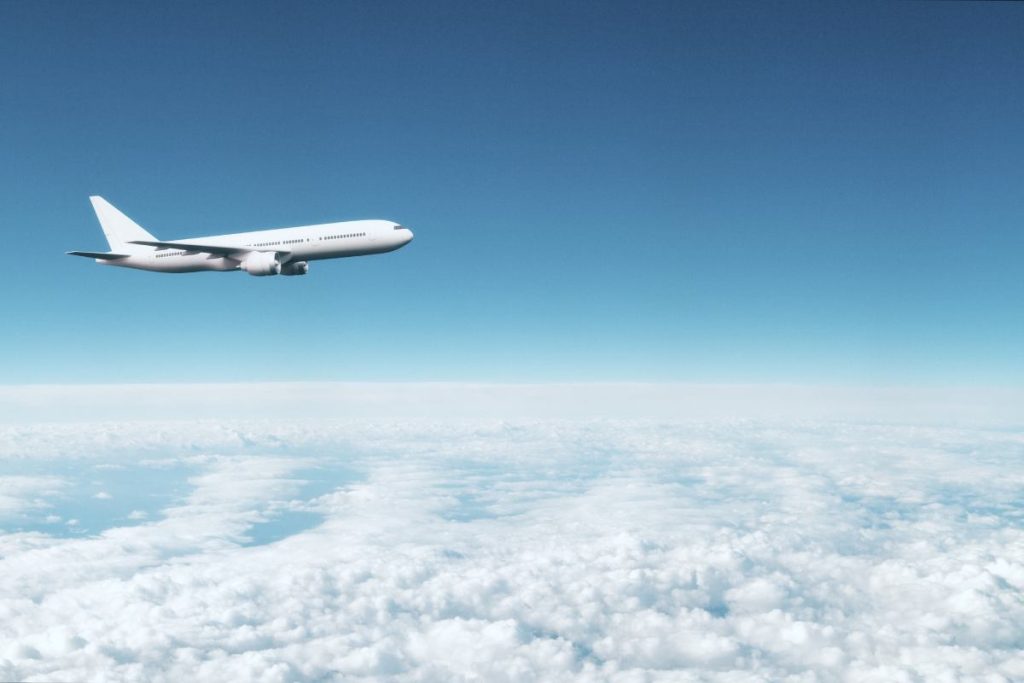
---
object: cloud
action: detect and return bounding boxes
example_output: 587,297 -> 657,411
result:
0,418 -> 1021,681
0,475 -> 65,518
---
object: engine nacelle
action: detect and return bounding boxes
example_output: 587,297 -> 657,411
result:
240,251 -> 281,276
281,261 -> 308,276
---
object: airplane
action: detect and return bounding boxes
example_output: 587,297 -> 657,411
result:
67,196 -> 413,276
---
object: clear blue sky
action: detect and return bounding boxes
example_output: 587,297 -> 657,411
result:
1,0 -> 1021,385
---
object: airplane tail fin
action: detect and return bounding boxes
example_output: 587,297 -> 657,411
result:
89,196 -> 156,252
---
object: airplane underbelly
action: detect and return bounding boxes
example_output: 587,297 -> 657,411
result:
148,253 -> 237,273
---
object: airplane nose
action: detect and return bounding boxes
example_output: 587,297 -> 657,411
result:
404,228 -> 414,244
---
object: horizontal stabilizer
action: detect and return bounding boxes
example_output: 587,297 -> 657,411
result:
67,251 -> 131,260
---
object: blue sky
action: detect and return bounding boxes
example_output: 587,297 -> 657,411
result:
1,0 -> 1021,384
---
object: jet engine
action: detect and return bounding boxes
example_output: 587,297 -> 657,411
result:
240,251 -> 281,276
281,261 -> 308,276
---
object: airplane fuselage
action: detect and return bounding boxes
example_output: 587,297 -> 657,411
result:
112,220 -> 413,274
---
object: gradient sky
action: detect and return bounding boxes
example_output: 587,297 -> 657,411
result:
1,0 -> 1021,385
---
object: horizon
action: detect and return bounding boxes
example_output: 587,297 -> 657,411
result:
1,381 -> 1022,427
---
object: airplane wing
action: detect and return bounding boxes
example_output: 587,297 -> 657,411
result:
67,251 -> 131,260
127,239 -> 290,258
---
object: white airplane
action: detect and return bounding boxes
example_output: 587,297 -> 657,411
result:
68,196 -> 413,276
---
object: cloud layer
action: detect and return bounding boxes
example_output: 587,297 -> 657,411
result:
0,418 -> 1022,681
2,382 -> 1023,425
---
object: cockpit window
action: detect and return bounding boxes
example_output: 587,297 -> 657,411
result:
394,225 -> 405,230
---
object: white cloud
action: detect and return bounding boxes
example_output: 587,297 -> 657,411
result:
0,475 -> 65,517
0,417 -> 1021,681
93,491 -> 111,500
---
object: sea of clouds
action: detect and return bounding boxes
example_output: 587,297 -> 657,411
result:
0,386 -> 1022,681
